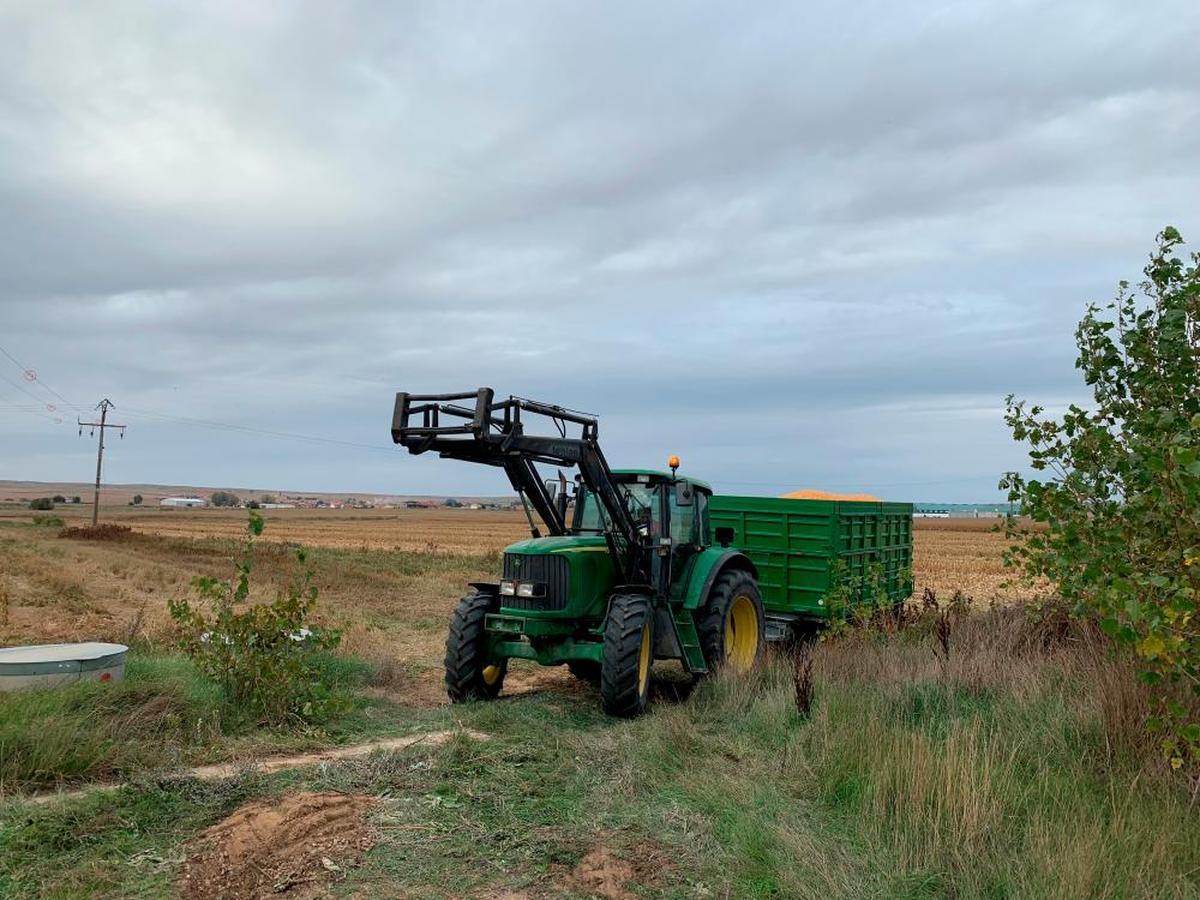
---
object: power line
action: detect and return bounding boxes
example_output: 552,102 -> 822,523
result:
0,344 -> 82,412
120,405 -> 399,455
0,343 -> 395,452
0,377 -> 65,422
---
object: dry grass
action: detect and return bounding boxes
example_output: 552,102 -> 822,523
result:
794,605 -> 1195,896
610,602 -> 1199,897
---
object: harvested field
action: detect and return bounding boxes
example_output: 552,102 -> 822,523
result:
0,505 -> 1032,703
61,506 -> 531,554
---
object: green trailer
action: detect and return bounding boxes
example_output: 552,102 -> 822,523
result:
709,495 -> 913,628
390,388 -> 914,717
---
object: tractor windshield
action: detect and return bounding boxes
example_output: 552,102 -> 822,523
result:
573,481 -> 657,534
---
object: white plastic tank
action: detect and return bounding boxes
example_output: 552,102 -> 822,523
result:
0,642 -> 128,691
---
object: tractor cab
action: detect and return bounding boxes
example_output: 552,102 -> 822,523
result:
568,468 -> 713,598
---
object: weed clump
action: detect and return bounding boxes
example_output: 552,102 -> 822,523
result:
168,511 -> 341,725
58,523 -> 134,541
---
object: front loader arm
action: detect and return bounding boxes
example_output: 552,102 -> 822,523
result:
390,388 -> 647,583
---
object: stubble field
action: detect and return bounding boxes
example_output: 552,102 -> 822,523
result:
0,505 -> 1026,701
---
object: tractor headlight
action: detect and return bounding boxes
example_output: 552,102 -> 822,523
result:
516,582 -> 544,598
499,580 -> 516,596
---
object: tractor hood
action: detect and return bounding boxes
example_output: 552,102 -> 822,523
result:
503,534 -> 609,555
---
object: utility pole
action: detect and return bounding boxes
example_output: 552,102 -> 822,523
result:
78,399 -> 126,527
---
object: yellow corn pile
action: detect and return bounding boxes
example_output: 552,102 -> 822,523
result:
780,489 -> 880,502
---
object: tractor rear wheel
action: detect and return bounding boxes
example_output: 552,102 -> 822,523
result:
600,593 -> 655,717
695,570 -> 765,675
445,590 -> 506,702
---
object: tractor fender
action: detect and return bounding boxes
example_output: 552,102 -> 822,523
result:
468,582 -> 500,596
609,583 -> 654,596
600,583 -> 654,625
682,550 -> 758,611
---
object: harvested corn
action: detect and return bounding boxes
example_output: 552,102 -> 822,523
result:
780,489 -> 880,502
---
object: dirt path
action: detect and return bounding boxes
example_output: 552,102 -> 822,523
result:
10,728 -> 488,807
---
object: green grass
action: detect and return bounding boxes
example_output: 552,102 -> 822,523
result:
0,773 -> 273,898
2,608 -> 1199,898
0,651 -> 420,795
0,656 -> 224,793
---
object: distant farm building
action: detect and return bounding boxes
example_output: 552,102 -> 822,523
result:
160,497 -> 205,508
913,509 -> 950,518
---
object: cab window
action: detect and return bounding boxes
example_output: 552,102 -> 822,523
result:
668,483 -> 698,546
573,482 -> 657,533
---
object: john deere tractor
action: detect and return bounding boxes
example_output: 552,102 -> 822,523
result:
390,388 -> 765,717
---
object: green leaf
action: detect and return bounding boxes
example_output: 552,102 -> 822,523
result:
1137,634 -> 1166,659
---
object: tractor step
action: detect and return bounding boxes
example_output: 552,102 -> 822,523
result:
764,615 -> 795,642
671,608 -> 708,674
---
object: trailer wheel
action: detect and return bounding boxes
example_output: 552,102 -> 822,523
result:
600,593 -> 654,717
696,569 -> 765,675
445,590 -> 506,702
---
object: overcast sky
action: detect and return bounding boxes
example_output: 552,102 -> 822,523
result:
1,1 -> 1197,501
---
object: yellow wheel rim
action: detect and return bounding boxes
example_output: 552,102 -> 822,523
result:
637,622 -> 652,695
482,664 -> 501,686
724,595 -> 759,673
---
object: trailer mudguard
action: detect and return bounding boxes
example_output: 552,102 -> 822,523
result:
681,549 -> 758,610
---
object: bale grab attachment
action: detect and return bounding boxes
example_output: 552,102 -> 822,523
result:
390,388 -> 646,583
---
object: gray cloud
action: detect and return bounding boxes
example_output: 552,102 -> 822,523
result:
2,1 -> 1198,501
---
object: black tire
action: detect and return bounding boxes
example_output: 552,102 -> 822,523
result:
566,660 -> 602,684
695,569 -> 765,675
600,593 -> 655,717
445,590 -> 507,702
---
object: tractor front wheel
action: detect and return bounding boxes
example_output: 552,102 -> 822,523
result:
600,593 -> 655,717
445,590 -> 506,702
696,570 -> 765,675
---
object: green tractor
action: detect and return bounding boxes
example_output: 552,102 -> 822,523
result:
391,388 -> 913,717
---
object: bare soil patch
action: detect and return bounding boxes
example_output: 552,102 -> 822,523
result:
179,791 -> 375,900
565,843 -> 673,899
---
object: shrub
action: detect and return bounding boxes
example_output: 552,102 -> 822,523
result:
31,515 -> 64,527
209,491 -> 240,508
168,511 -> 340,724
29,497 -> 54,510
1002,227 -> 1200,768
131,494 -> 143,506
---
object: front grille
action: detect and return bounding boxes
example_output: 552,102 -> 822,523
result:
502,553 -> 569,611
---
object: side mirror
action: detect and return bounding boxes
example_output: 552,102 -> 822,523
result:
714,526 -> 735,547
543,479 -> 558,501
674,481 -> 694,507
